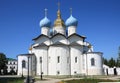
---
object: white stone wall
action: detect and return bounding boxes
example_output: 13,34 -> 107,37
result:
85,52 -> 103,75
48,45 -> 70,75
70,46 -> 83,75
103,65 -> 120,75
7,60 -> 17,73
18,56 -> 28,75
41,27 -> 50,36
33,46 -> 48,75
68,26 -> 76,36
17,55 -> 34,76
34,36 -> 51,46
53,26 -> 66,36
51,35 -> 68,45
68,35 -> 83,45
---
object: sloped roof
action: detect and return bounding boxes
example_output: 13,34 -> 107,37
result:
67,33 -> 86,39
51,41 -> 68,46
33,34 -> 49,41
69,41 -> 83,46
50,33 -> 67,39
33,43 -> 48,48
7,58 -> 17,61
17,53 -> 34,57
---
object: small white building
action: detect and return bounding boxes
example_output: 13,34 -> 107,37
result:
7,58 -> 17,74
17,8 -> 103,76
103,64 -> 120,75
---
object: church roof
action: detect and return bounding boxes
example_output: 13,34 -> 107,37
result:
87,52 -> 103,54
51,41 -> 68,46
69,41 -> 83,46
68,33 -> 86,39
33,43 -> 48,48
17,53 -> 34,57
33,34 -> 49,41
50,33 -> 67,39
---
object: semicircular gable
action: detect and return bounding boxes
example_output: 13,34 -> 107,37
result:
33,42 -> 48,49
33,34 -> 50,45
68,34 -> 84,45
51,33 -> 68,45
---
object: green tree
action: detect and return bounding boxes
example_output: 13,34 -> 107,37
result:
0,53 -> 7,74
103,58 -> 108,65
117,46 -> 120,67
108,57 -> 116,67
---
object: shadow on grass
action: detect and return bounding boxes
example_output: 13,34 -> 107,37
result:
63,78 -> 120,83
0,77 -> 24,83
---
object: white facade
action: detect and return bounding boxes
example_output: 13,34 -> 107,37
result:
7,59 -> 17,74
103,65 -> 120,75
17,8 -> 103,76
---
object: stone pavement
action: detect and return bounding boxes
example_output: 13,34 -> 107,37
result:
35,76 -> 120,83
35,77 -> 84,83
35,78 -> 61,83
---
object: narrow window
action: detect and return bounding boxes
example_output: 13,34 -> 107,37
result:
40,57 -> 42,63
13,62 -> 15,64
75,57 -> 77,63
22,60 -> 26,68
57,56 -> 60,63
67,57 -> 69,63
91,58 -> 95,66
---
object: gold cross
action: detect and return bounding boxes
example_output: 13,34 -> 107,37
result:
57,2 -> 60,10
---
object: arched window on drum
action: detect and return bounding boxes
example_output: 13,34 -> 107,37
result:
91,58 -> 95,66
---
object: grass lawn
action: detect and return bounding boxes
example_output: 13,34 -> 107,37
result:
63,78 -> 120,83
0,77 -> 24,83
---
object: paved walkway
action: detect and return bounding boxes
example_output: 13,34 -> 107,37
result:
35,76 -> 120,83
35,77 -> 83,83
35,78 -> 61,83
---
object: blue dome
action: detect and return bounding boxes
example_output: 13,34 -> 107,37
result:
65,15 -> 78,27
40,17 -> 51,28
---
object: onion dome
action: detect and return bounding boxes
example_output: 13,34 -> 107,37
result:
65,8 -> 78,27
65,15 -> 78,27
40,17 -> 51,27
39,9 -> 51,28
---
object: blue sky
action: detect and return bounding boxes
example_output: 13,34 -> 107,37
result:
0,0 -> 120,59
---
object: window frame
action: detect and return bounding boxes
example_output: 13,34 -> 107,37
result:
91,58 -> 95,66
22,60 -> 26,68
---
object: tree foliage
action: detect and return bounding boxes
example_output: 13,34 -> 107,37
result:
0,53 -> 7,74
103,46 -> 120,67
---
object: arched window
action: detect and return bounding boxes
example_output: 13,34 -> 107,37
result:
91,58 -> 95,66
75,57 -> 77,63
22,60 -> 26,68
13,62 -> 16,64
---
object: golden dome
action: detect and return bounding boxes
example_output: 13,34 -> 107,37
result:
54,10 -> 65,27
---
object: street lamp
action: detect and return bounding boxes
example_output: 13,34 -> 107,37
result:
21,62 -> 23,78
26,56 -> 30,83
40,57 -> 42,80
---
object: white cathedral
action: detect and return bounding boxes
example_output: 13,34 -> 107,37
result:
17,8 -> 103,76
